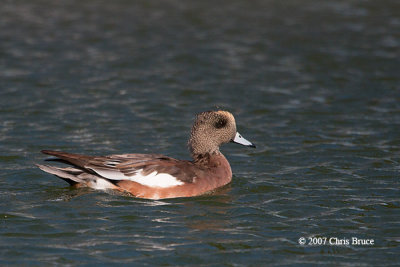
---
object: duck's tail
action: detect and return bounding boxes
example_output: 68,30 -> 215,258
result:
36,164 -> 86,186
36,164 -> 118,190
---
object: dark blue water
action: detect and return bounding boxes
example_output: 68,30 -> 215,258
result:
1,0 -> 399,265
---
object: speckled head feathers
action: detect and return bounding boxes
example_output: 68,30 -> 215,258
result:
188,110 -> 237,157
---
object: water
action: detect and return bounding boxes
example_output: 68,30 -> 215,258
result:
1,0 -> 399,265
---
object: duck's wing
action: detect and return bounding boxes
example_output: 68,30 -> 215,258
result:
40,150 -> 196,186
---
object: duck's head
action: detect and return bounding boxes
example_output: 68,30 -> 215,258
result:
188,110 -> 255,157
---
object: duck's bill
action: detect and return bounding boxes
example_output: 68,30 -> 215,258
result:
231,132 -> 256,148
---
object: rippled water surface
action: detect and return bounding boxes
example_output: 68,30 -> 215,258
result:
1,0 -> 399,265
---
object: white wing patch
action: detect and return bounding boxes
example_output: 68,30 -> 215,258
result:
89,167 -> 184,188
131,171 -> 184,188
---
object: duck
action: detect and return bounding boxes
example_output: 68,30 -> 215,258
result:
36,110 -> 255,199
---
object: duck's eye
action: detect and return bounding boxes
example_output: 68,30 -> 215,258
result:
214,118 -> 227,129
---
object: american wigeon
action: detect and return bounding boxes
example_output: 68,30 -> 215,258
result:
37,110 -> 255,199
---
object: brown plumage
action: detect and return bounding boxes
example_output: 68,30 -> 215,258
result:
36,110 -> 255,199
